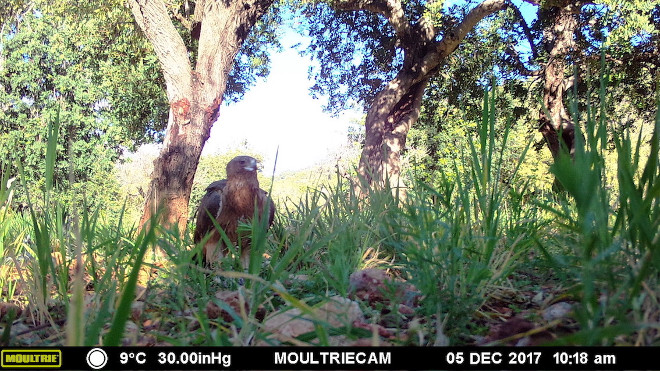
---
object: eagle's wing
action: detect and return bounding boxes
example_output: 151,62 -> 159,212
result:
193,180 -> 227,243
206,179 -> 228,193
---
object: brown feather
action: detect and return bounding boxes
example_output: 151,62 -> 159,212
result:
194,156 -> 275,268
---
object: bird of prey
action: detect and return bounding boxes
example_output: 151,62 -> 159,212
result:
194,156 -> 275,269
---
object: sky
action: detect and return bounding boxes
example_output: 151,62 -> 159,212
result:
190,0 -> 538,175
200,30 -> 363,175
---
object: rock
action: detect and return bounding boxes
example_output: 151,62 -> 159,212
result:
398,304 -> 415,316
349,268 -> 421,308
487,316 -> 553,346
260,295 -> 364,345
349,269 -> 389,304
121,321 -> 140,345
532,291 -> 545,306
542,301 -> 573,322
491,317 -> 534,342
350,269 -> 389,292
206,291 -> 248,323
130,301 -> 144,321
316,296 -> 365,328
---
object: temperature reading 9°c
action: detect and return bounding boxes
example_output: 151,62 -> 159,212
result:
120,352 -> 147,365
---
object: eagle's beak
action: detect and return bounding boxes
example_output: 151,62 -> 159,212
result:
244,158 -> 257,172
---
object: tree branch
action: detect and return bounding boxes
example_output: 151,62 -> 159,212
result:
192,0 -> 205,24
414,0 -> 509,80
435,0 -> 509,57
505,45 -> 543,76
195,0 -> 274,92
333,0 -> 413,43
127,0 -> 192,101
510,2 -> 538,59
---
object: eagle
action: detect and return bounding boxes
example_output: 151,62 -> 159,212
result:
194,155 -> 275,268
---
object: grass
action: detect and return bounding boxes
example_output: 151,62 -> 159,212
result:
0,77 -> 658,346
538,66 -> 660,345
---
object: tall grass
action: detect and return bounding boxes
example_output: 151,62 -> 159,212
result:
230,84 -> 541,345
380,85 -> 539,342
540,60 -> 660,345
0,67 -> 657,346
0,113 -> 153,346
0,164 -> 20,308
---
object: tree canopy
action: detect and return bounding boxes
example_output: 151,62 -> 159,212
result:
0,4 -> 169,208
0,0 -> 284,215
296,0 -> 658,188
0,0 -> 657,211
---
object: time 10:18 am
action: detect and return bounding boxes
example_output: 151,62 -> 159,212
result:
553,351 -> 588,365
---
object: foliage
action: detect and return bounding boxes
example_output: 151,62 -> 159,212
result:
408,0 -> 658,190
0,76 -> 658,346
0,0 -> 30,33
224,4 -> 283,103
537,66 -> 660,345
297,0 -> 533,115
0,0 -> 659,349
386,86 -> 540,339
298,1 -> 397,113
0,6 -> 168,211
0,112 -> 152,345
409,77 -> 553,192
161,0 -> 283,103
571,1 -> 660,121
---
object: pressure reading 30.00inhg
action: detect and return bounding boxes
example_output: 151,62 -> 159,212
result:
157,351 -> 231,367
120,352 -> 146,365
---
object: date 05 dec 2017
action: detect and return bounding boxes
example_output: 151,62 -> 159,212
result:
445,351 -> 541,366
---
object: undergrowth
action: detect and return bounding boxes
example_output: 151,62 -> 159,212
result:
0,76 -> 658,346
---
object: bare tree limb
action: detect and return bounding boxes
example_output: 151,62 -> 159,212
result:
510,2 -> 538,59
435,0 -> 509,57
412,0 -> 509,82
195,0 -> 274,90
333,0 -> 413,44
192,0 -> 206,24
506,45 -> 543,76
127,0 -> 193,101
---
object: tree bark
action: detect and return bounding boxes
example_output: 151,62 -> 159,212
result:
358,77 -> 428,189
537,1 -> 581,159
128,0 -> 274,232
335,0 -> 509,190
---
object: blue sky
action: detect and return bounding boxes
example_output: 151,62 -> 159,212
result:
201,0 -> 539,174
201,28 -> 362,174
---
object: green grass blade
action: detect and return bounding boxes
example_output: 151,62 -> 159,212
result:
103,216 -> 157,346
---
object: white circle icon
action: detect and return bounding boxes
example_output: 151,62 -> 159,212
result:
86,348 -> 108,369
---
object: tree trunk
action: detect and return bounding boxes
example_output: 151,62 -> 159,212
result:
358,77 -> 428,190
337,0 -> 509,191
538,1 -> 581,159
127,0 -> 274,232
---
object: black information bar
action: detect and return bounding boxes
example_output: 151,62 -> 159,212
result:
0,346 -> 654,370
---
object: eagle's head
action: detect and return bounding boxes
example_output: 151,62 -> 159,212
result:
226,156 -> 258,179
